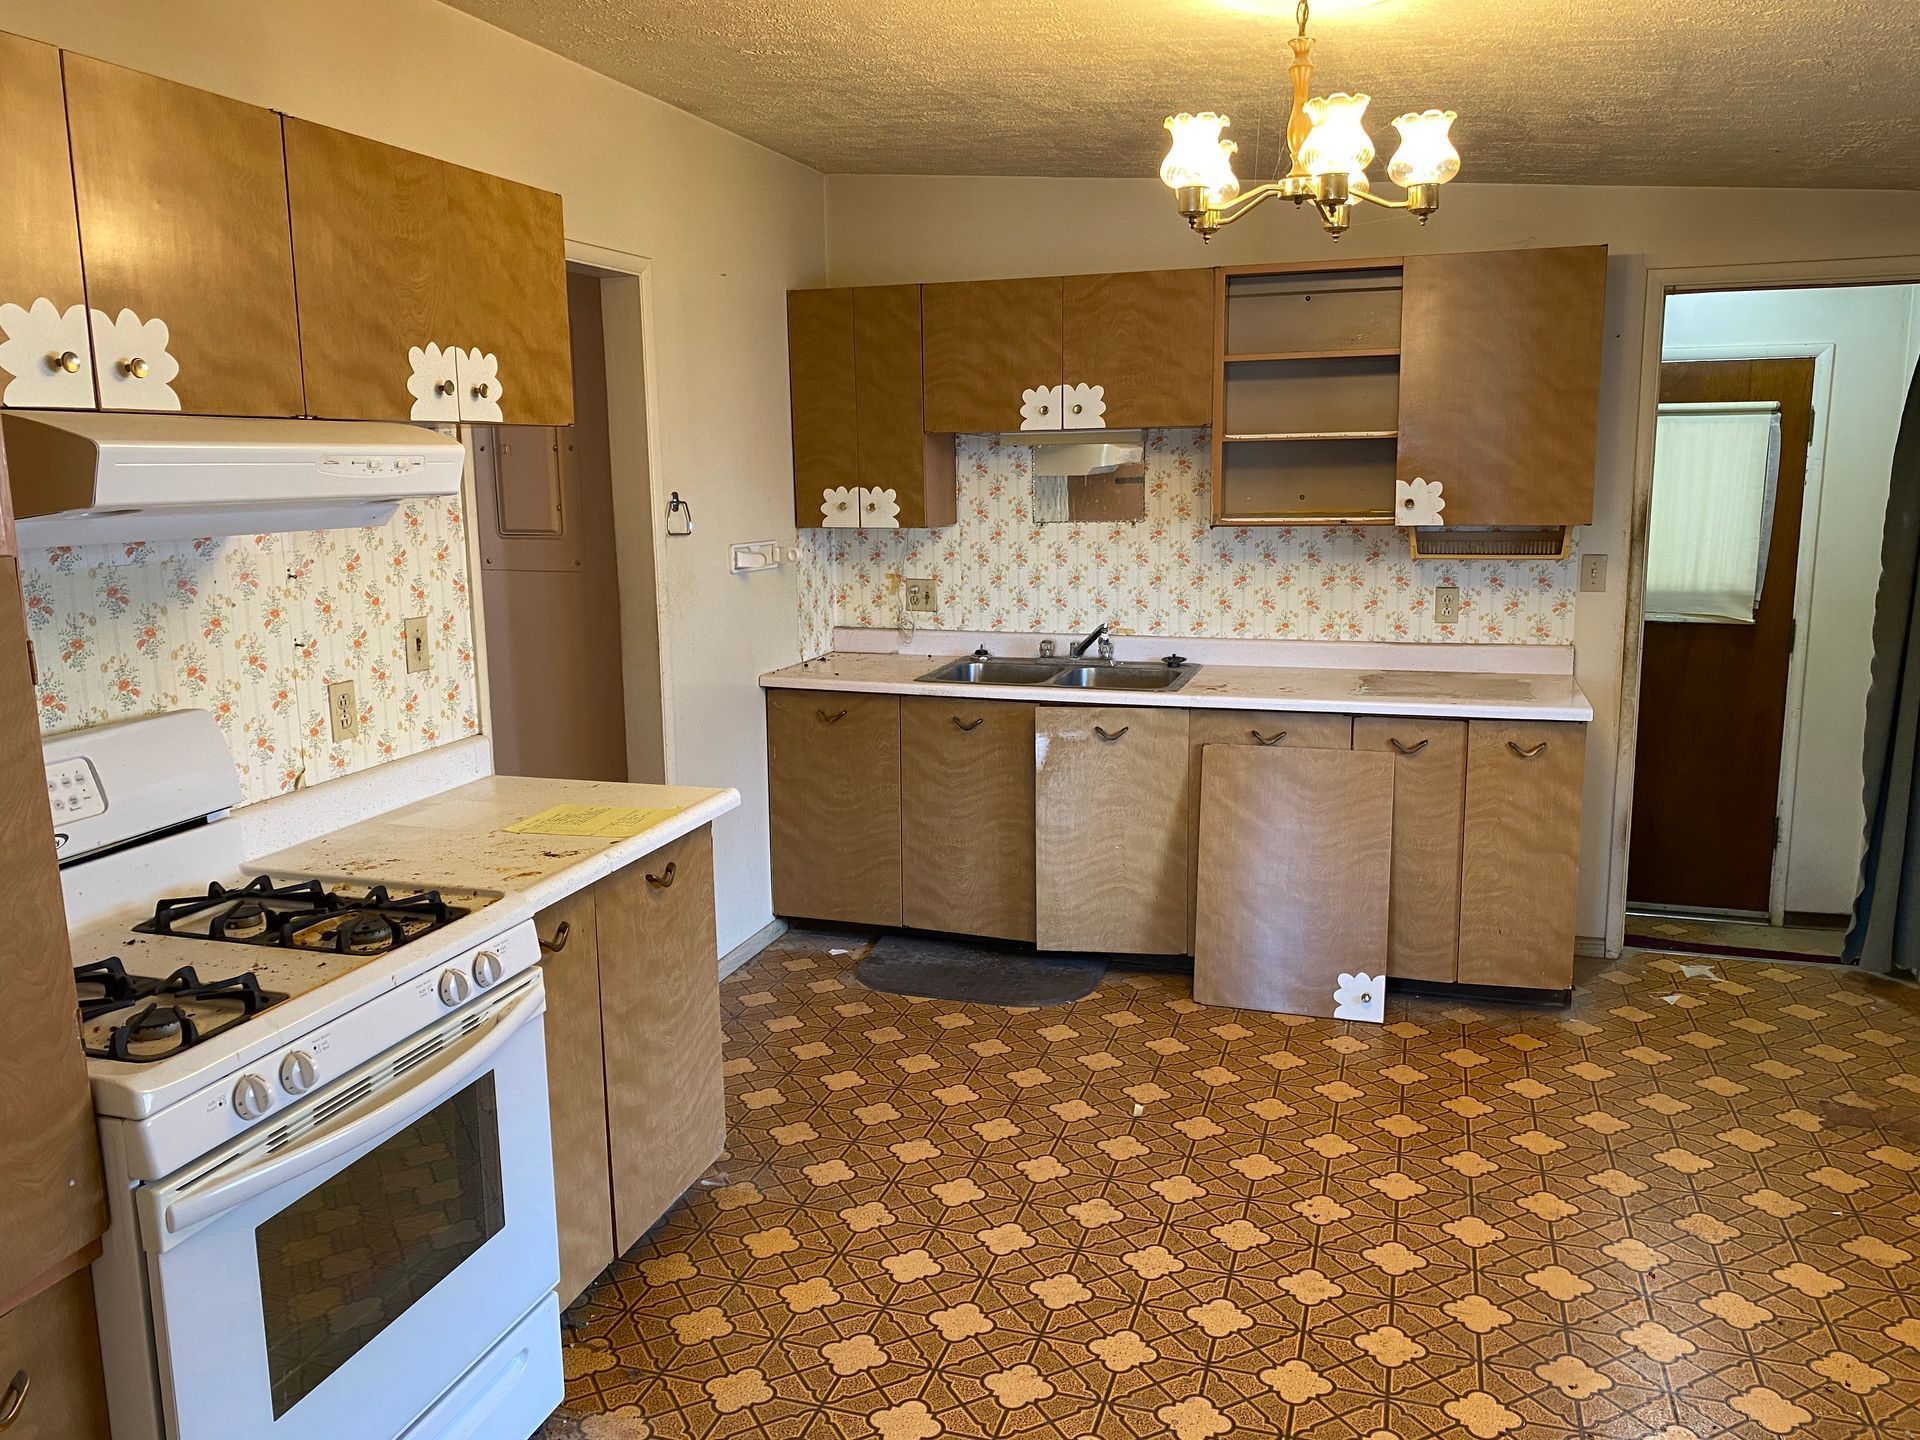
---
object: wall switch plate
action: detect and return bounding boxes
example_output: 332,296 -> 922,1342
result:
404,616 -> 432,673
1580,553 -> 1608,593
904,578 -> 937,614
327,680 -> 359,742
1434,584 -> 1460,624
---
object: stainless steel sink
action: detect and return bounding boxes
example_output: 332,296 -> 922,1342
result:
916,656 -> 1199,692
1051,663 -> 1197,692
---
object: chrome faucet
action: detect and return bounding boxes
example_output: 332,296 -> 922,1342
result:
1069,622 -> 1110,659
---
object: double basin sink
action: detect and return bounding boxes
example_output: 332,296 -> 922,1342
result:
916,655 -> 1200,693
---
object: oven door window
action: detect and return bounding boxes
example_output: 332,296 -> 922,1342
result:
254,1073 -> 506,1417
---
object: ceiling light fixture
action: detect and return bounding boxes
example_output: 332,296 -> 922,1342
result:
1160,0 -> 1460,240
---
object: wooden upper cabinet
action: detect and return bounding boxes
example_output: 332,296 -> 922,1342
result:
1064,269 -> 1213,428
0,34 -> 92,411
787,288 -> 858,525
286,119 -> 572,425
854,285 -> 954,528
923,277 -> 1064,433
63,54 -> 302,416
1397,245 -> 1607,526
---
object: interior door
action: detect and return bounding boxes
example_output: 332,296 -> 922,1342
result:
1628,357 -> 1816,913
477,271 -> 628,782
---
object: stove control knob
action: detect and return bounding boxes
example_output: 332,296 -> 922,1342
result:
279,1050 -> 317,1096
438,968 -> 470,1007
232,1074 -> 271,1121
471,950 -> 503,989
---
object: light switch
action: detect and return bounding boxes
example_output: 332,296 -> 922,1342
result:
327,680 -> 360,742
904,578 -> 937,614
404,616 -> 432,674
1580,553 -> 1608,593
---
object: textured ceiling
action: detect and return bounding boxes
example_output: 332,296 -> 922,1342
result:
436,0 -> 1919,187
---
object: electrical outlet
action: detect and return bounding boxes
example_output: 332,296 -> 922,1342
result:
1435,584 -> 1460,624
404,616 -> 432,674
327,680 -> 359,742
904,578 -> 937,614
1580,553 -> 1608,593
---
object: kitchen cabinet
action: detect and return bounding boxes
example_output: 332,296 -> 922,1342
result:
534,887 -> 612,1307
923,270 -> 1214,434
62,54 -> 303,417
901,697 -> 1035,942
533,826 -> 724,1301
1397,245 -> 1607,527
0,33 -> 92,411
285,118 -> 573,426
1034,706 -> 1189,954
0,1268 -> 110,1440
1354,716 -> 1467,983
1186,709 -> 1351,947
786,285 -> 954,530
1457,719 -> 1586,990
767,691 -> 903,925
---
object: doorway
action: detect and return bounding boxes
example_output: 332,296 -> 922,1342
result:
1621,279 -> 1920,961
477,263 -> 667,783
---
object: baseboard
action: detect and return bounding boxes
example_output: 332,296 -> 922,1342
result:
720,919 -> 787,978
1576,935 -> 1610,959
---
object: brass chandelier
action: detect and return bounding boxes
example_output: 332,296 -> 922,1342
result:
1160,0 -> 1461,239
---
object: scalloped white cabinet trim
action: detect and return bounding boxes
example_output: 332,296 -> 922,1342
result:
408,342 -> 460,421
1331,971 -> 1385,1023
820,485 -> 860,527
859,487 -> 900,528
1020,383 -> 1063,431
1395,476 -> 1446,527
456,347 -> 504,422
1062,382 -> 1107,430
0,298 -> 95,408
89,308 -> 181,411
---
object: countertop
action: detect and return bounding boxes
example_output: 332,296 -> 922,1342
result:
761,651 -> 1593,722
246,775 -> 742,913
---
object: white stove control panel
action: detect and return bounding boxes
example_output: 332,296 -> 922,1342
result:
45,757 -> 107,823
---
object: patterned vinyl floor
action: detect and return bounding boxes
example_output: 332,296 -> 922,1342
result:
537,932 -> 1920,1440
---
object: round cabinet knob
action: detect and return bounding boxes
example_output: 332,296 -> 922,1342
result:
438,968 -> 471,1007
435,379 -> 456,397
1037,404 -> 1050,415
279,1050 -> 317,1096
471,950 -> 503,989
1071,403 -> 1083,415
232,1074 -> 271,1120
471,382 -> 491,399
121,356 -> 150,380
49,350 -> 81,374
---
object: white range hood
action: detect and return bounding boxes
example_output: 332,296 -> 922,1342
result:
1,410 -> 465,546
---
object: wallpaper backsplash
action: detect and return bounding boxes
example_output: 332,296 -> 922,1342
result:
23,497 -> 479,805
796,430 -> 1579,657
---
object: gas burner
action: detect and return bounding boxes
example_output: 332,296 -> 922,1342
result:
132,873 -> 468,953
77,958 -> 288,1063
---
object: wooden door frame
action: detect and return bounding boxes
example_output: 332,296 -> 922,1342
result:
470,239 -> 674,784
1607,254 -> 1920,958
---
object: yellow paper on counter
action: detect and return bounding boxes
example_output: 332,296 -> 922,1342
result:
504,802 -> 685,839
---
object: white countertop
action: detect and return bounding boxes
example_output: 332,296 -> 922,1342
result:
247,776 -> 742,913
761,651 -> 1593,723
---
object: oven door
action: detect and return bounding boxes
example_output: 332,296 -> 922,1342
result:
135,972 -> 559,1440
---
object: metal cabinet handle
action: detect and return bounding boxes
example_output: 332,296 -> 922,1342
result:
0,1370 -> 28,1430
50,350 -> 81,374
816,708 -> 848,724
1507,740 -> 1548,759
538,920 -> 571,954
120,356 -> 150,379
435,379 -> 457,397
471,381 -> 492,399
647,861 -> 677,890
1094,725 -> 1129,743
1389,737 -> 1430,756
1251,729 -> 1286,746
952,716 -> 984,731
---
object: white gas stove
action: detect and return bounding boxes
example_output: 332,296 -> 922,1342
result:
50,711 -> 563,1440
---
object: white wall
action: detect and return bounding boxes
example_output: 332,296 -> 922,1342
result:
824,176 -> 1920,942
0,0 -> 826,955
1664,287 -> 1920,916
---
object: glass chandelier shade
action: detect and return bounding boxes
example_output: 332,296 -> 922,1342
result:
1388,109 -> 1462,187
1298,92 -> 1374,178
1160,112 -> 1242,203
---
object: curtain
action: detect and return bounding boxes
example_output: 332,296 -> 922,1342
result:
1850,358 -> 1920,973
1645,404 -> 1782,623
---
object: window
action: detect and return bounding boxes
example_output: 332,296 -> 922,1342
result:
1645,402 -> 1782,623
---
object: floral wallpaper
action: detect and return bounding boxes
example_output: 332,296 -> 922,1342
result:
795,429 -> 1579,657
22,497 -> 479,806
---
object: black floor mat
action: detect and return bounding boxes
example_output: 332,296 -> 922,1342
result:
856,934 -> 1107,1007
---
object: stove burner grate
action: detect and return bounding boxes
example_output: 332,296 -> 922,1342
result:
77,957 -> 288,1063
131,874 -> 467,955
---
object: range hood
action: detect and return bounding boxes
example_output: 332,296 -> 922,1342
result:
1,410 -> 465,546
998,429 -> 1146,477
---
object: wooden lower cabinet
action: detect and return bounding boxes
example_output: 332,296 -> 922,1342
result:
1458,720 -> 1586,989
767,691 -> 902,925
1186,710 -> 1350,947
1354,716 -> 1467,983
901,698 -> 1035,941
0,1267 -> 109,1440
535,825 -> 724,1304
1035,707 -> 1190,954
